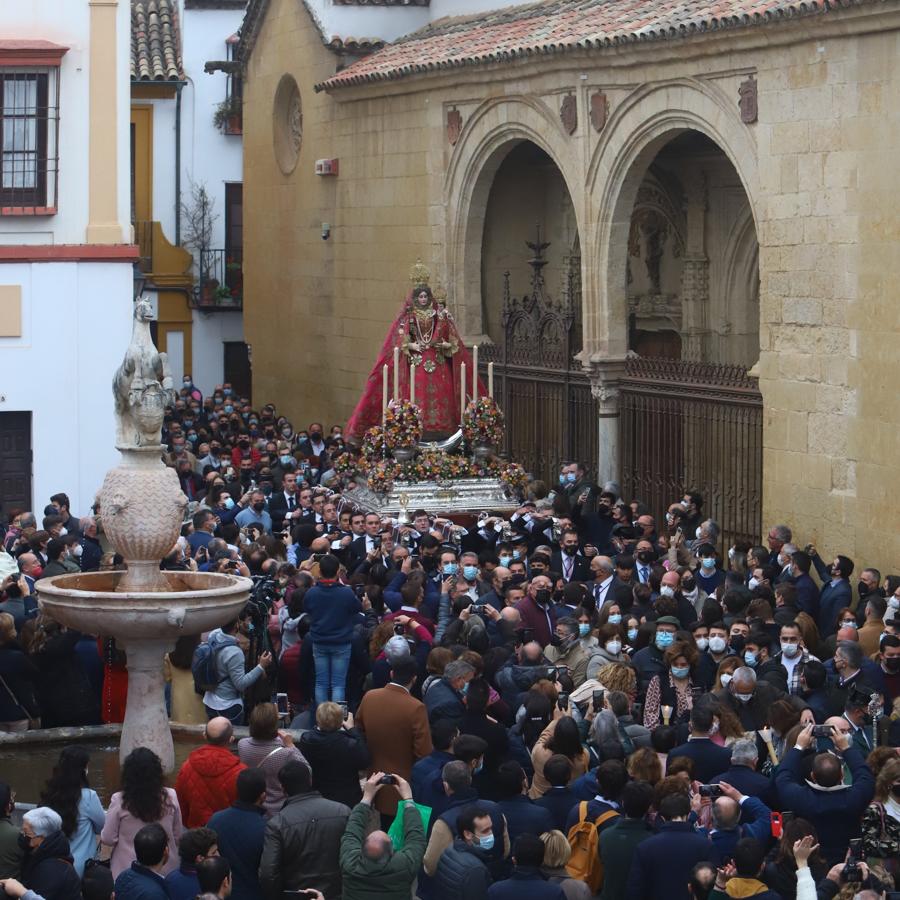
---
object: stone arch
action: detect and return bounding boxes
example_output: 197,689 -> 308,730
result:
584,78 -> 760,360
443,96 -> 584,339
720,204 -> 760,367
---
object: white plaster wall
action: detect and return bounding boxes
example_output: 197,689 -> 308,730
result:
181,7 -> 244,252
191,310 -> 245,393
0,0 -> 131,245
0,261 -> 133,515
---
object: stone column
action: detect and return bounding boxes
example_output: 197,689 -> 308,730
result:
587,359 -> 627,488
680,169 -> 709,361
121,638 -> 177,772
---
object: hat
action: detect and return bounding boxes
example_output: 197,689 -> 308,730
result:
655,616 -> 680,628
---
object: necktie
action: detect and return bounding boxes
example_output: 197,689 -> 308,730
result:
288,496 -> 295,511
565,557 -> 573,580
594,583 -> 604,602
641,566 -> 649,582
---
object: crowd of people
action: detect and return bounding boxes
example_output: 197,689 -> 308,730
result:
1,380 -> 900,900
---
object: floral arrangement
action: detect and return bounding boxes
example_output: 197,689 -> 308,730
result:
367,460 -> 396,494
462,396 -> 504,446
361,425 -> 386,460
383,400 -> 422,449
333,451 -> 359,477
498,462 -> 528,493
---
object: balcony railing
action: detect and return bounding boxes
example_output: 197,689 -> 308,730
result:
194,249 -> 242,310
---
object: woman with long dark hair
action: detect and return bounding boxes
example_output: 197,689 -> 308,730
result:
99,747 -> 183,878
529,710 -> 590,798
40,746 -> 105,876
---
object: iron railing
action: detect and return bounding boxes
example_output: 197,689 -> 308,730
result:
618,356 -> 763,550
195,249 -> 242,309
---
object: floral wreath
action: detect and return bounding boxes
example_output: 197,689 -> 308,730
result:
383,399 -> 422,449
462,396 -> 504,446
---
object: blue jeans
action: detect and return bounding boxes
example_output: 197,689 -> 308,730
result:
313,642 -> 351,704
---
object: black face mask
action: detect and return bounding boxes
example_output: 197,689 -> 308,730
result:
730,635 -> 746,653
682,578 -> 695,592
883,657 -> 900,674
637,550 -> 654,564
420,555 -> 437,571
891,784 -> 900,799
857,581 -> 870,599
509,573 -> 526,585
17,834 -> 31,852
563,545 -> 578,556
549,634 -> 563,647
535,589 -> 551,606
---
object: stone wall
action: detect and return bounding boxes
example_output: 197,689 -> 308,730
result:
243,1 -> 900,573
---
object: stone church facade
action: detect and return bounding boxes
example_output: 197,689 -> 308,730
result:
238,0 -> 900,570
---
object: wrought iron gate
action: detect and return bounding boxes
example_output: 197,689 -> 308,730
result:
481,231 -> 597,485
618,356 -> 763,549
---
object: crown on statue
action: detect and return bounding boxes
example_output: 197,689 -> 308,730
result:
432,284 -> 447,302
409,258 -> 431,287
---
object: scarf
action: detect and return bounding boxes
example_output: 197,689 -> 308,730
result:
886,795 -> 900,823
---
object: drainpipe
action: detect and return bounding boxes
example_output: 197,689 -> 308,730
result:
175,81 -> 184,245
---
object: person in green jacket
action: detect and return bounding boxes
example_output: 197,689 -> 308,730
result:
0,782 -> 23,879
339,772 -> 425,900
598,780 -> 654,900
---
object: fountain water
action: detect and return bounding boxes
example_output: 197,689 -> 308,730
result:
38,298 -> 251,771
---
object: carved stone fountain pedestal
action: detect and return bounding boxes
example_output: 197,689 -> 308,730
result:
36,298 -> 251,772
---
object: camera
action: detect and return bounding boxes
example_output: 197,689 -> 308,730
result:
393,623 -> 405,636
545,666 -> 558,680
698,784 -> 723,798
378,774 -> 397,785
557,692 -> 570,711
842,839 -> 863,883
275,692 -> 289,716
811,724 -> 834,738
592,689 -> 605,713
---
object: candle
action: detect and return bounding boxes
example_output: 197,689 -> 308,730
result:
488,362 -> 494,398
460,362 -> 467,420
382,364 -> 389,413
393,346 -> 399,401
472,344 -> 479,401
409,363 -> 415,405
758,728 -> 779,765
661,705 -> 673,725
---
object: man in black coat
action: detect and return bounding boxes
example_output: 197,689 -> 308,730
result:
550,529 -> 592,584
19,808 -> 81,900
534,756 -> 578,831
709,738 -> 774,806
433,805 -> 494,900
494,762 -> 554,845
666,705 -> 732,783
713,667 -> 788,732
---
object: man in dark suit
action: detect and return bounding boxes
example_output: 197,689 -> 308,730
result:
551,529 -> 591,584
347,512 -> 385,572
535,756 -> 578,831
588,556 -> 620,609
709,738 -> 774,805
572,490 -> 617,556
666,705 -> 732,783
267,471 -> 303,533
811,551 -> 854,637
786,551 -> 820,619
495,761 -> 554,844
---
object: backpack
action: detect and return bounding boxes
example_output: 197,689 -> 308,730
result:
565,801 -> 619,892
191,640 -> 225,695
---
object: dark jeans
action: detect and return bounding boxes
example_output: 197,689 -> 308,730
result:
204,702 -> 243,725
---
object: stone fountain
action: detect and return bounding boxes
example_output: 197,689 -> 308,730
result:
37,298 -> 251,771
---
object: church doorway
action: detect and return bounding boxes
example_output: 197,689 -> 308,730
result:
478,141 -> 596,487
616,130 -> 763,547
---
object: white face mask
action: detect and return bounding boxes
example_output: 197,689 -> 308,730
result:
695,527 -> 702,540
72,545 -> 83,558
781,641 -> 801,658
695,637 -> 709,652
748,577 -> 760,590
708,635 -> 727,654
660,585 -> 675,598
889,596 -> 900,610
720,673 -> 732,686
605,640 -> 622,656
59,527 -> 68,537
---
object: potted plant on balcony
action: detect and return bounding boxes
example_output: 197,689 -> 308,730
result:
180,180 -> 219,303
213,96 -> 242,135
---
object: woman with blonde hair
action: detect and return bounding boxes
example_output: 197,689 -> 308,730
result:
627,747 -> 663,785
539,830 -> 591,900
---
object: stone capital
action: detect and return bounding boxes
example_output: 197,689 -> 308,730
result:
583,356 -> 628,415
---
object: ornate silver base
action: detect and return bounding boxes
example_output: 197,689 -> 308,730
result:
344,477 -> 520,516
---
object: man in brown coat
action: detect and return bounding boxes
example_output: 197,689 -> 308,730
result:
355,658 -> 432,820
857,595 -> 886,658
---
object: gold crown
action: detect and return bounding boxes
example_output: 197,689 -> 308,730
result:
432,284 -> 447,302
409,258 -> 431,286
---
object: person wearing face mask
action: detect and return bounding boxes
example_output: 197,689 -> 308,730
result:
855,595 -> 887,658
694,544 -> 725,595
741,630 -> 788,694
339,771 -> 424,900
642,640 -> 699,730
715,667 -> 785,732
432,805 -> 497,900
808,551 -> 854,637
233,491 -> 272,533
630,617 -> 680,696
550,530 -> 590,584
543,619 -> 593,688
770,622 -> 818,696
785,551 -> 820,620
657,571 -> 699,628
514,577 -> 557,648
40,539 -> 78,580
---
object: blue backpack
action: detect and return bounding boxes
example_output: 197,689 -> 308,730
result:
191,640 -> 225,695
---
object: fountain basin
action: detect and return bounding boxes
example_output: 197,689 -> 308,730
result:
36,570 -> 252,638
36,570 -> 253,771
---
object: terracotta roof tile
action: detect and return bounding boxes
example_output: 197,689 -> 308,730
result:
317,0 -> 861,91
132,0 -> 184,82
